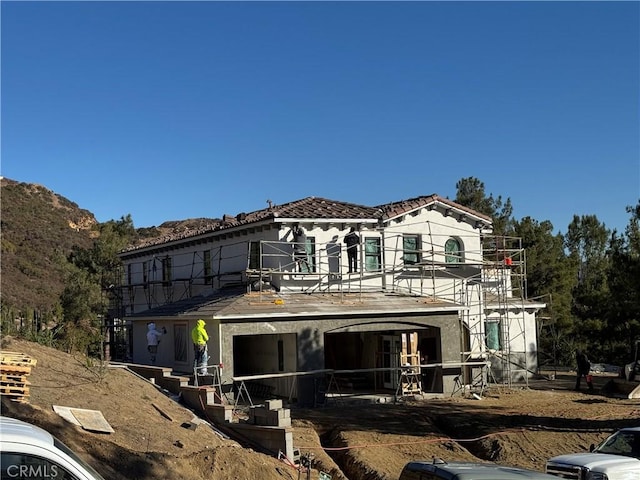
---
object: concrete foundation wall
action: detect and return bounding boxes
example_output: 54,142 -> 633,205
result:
225,423 -> 294,460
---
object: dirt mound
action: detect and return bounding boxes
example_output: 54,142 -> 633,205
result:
0,337 -> 303,480
2,337 -> 639,480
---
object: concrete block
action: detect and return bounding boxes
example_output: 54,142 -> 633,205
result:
157,375 -> 189,394
181,421 -> 199,431
181,385 -> 216,414
226,423 -> 294,459
127,365 -> 172,384
265,399 -> 283,410
249,407 -> 291,427
205,404 -> 234,423
275,416 -> 291,427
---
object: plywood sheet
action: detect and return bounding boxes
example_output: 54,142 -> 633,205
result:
53,406 -> 114,433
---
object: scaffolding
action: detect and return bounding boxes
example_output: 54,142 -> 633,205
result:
479,235 -> 529,387
116,229 -> 533,390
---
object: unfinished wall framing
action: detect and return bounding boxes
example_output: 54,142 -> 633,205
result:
114,226 -> 536,389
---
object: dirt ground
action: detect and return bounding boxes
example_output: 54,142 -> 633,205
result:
2,337 -> 639,480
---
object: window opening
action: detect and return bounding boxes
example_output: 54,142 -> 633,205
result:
173,324 -> 188,363
365,237 -> 381,271
162,257 -> 172,286
445,238 -> 462,264
142,261 -> 148,287
403,235 -> 421,265
278,339 -> 284,371
249,241 -> 260,270
203,250 -> 212,284
485,320 -> 501,350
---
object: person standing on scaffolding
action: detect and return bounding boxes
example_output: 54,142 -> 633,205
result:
192,319 -> 209,375
344,227 -> 361,273
289,225 -> 311,272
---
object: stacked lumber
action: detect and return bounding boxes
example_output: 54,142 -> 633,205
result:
0,351 -> 37,402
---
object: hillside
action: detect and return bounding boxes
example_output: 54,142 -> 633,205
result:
0,177 -> 219,316
0,178 -> 97,312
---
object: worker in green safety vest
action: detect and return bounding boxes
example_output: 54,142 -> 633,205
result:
192,319 -> 209,375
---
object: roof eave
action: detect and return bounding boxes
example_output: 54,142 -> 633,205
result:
126,304 -> 466,322
274,218 -> 380,224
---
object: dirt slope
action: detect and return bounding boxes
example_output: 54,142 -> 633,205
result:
2,337 -> 639,480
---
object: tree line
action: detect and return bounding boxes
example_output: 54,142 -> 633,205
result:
454,177 -> 640,367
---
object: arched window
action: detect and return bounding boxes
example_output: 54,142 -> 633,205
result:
445,238 -> 462,264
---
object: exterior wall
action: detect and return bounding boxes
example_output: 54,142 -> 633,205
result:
483,309 -> 540,381
219,313 -> 462,398
122,226 -> 281,314
273,223 -> 382,291
133,320 -> 168,366
381,207 -> 483,268
133,318 -> 222,374
379,209 -> 482,301
121,207 -> 485,313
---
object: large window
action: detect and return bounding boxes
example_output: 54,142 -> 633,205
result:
364,237 -> 381,271
249,241 -> 260,269
298,237 -> 316,273
485,320 -> 502,350
445,238 -> 462,264
403,235 -> 421,265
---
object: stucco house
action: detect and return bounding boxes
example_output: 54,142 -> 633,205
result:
115,195 -> 545,403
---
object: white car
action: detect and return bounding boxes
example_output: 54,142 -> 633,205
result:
0,416 -> 106,480
546,426 -> 640,480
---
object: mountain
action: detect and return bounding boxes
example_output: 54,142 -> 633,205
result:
0,177 -> 218,316
1,178 -> 97,313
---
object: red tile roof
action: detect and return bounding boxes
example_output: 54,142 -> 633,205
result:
376,195 -> 492,222
123,195 -> 491,252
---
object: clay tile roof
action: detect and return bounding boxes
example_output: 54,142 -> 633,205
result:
123,197 -> 379,253
376,195 -> 492,222
123,194 -> 491,253
272,197 -> 379,219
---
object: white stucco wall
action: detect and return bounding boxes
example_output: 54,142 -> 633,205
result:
121,200 -> 540,382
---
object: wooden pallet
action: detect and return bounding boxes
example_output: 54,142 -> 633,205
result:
0,352 -> 36,403
0,384 -> 29,395
0,351 -> 38,367
0,365 -> 33,375
0,374 -> 31,385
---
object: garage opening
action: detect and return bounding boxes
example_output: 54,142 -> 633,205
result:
233,333 -> 297,399
324,327 -> 443,394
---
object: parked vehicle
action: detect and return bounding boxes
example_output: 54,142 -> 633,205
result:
399,459 -> 560,479
0,416 -> 106,480
546,426 -> 640,479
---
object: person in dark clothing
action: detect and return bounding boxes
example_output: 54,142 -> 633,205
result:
575,349 -> 594,391
290,226 -> 311,272
344,227 -> 361,273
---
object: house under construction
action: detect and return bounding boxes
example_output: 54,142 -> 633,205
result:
112,195 -> 546,404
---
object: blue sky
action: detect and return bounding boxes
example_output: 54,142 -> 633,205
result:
2,1 -> 638,234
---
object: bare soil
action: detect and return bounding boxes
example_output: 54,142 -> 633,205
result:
2,337 -> 639,480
